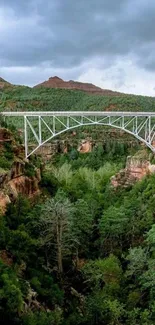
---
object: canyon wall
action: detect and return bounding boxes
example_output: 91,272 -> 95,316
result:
111,156 -> 155,188
0,128 -> 41,213
0,160 -> 41,213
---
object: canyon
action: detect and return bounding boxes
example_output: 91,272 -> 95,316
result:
0,125 -> 154,213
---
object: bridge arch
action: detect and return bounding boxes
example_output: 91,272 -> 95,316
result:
1,111 -> 155,157
28,122 -> 154,158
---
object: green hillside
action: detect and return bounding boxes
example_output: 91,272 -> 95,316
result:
0,86 -> 155,112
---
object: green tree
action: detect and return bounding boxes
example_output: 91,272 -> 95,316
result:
0,260 -> 24,315
5,195 -> 31,230
125,247 -> 148,279
71,199 -> 93,260
85,292 -> 124,325
39,190 -> 74,274
82,255 -> 122,296
99,206 -> 128,255
22,310 -> 63,325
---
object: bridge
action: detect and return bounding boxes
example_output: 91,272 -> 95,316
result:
1,111 -> 155,158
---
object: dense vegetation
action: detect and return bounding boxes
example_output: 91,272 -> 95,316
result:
1,86 -> 155,324
1,85 -> 154,149
0,86 -> 155,112
0,138 -> 155,325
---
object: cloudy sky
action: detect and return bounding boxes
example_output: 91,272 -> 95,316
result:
0,0 -> 155,95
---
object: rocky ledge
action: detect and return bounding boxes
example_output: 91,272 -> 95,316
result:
111,156 -> 155,188
0,128 -> 41,213
0,160 -> 41,214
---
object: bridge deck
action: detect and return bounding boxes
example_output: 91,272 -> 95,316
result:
1,111 -> 155,117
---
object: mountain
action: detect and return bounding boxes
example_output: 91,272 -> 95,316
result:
0,77 -> 12,89
34,76 -> 123,96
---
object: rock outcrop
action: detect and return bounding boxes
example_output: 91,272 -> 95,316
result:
0,77 -> 12,89
0,128 -> 41,213
0,160 -> 41,213
111,156 -> 155,188
31,130 -> 137,161
34,76 -> 123,96
32,137 -> 94,159
0,192 -> 10,214
78,139 -> 93,153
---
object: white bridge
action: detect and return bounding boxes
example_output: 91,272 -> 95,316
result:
2,111 -> 155,158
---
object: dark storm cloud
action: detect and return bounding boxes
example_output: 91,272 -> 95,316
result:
0,0 -> 155,70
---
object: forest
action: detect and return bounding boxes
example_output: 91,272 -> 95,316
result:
1,86 -> 155,112
0,86 -> 155,324
1,134 -> 155,325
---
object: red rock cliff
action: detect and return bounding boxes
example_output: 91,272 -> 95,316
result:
0,128 -> 41,213
111,156 -> 155,188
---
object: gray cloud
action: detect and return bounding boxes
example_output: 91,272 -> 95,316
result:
0,0 -> 155,86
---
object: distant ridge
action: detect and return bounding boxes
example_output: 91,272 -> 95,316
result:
34,76 -> 123,96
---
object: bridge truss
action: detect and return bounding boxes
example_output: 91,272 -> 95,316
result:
2,111 -> 155,158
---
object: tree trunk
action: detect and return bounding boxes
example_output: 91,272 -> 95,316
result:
56,218 -> 63,274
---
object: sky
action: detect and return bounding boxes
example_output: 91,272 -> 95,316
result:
0,0 -> 155,96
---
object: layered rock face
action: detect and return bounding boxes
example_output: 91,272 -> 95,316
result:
32,128 -> 135,160
0,129 -> 41,213
34,76 -> 122,96
111,156 -> 155,188
8,161 -> 41,199
30,137 -> 94,159
0,160 -> 41,213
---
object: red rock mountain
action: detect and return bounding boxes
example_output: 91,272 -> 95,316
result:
34,76 -> 122,96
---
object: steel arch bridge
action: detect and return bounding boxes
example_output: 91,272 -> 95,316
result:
2,111 -> 155,158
